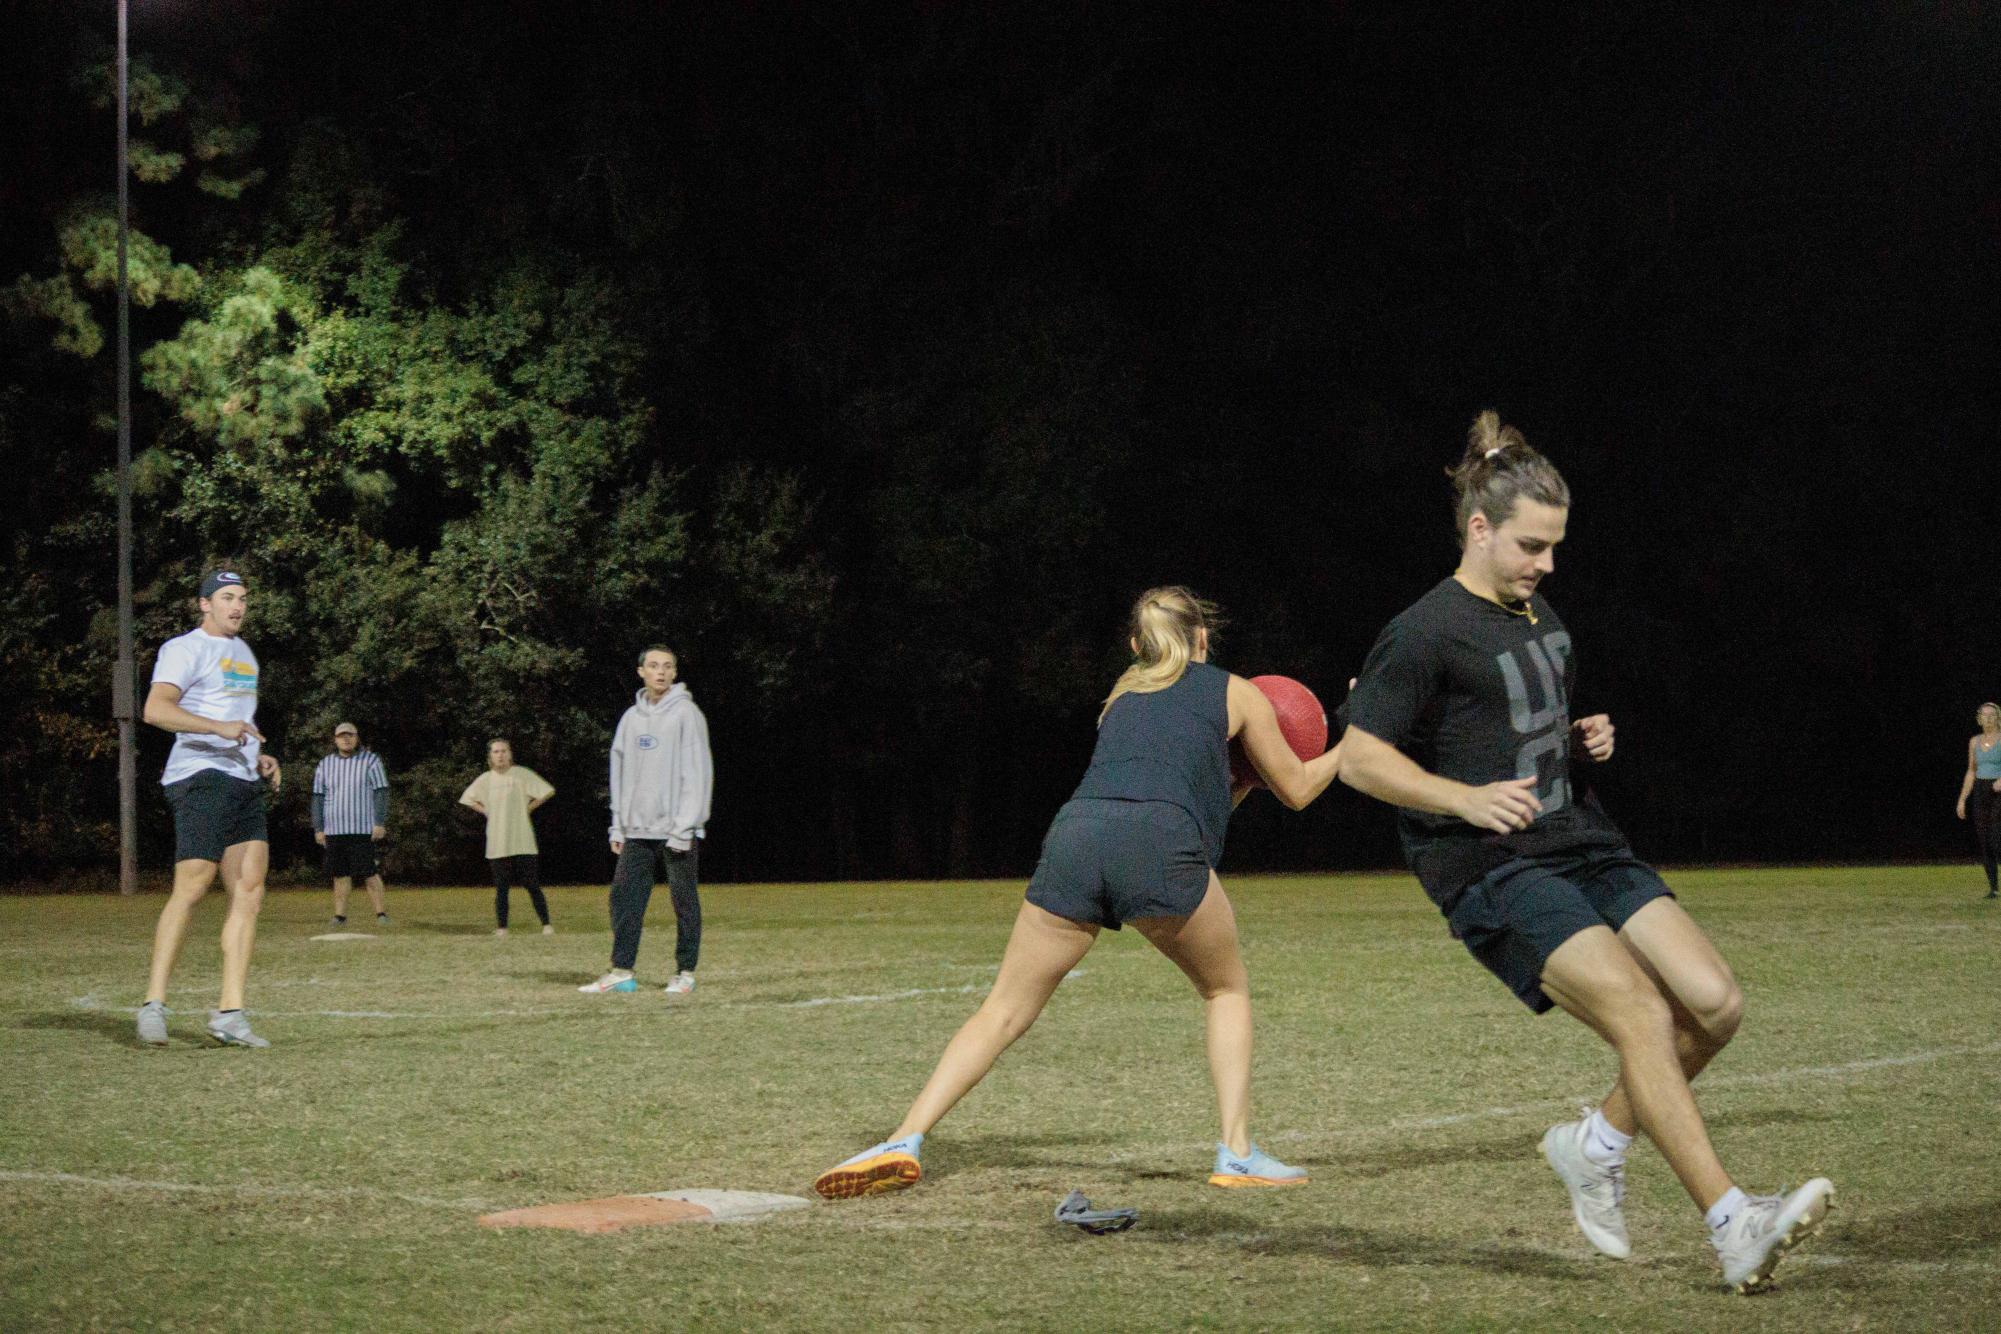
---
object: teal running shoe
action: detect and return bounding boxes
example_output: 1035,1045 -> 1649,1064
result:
1209,1141 -> 1307,1188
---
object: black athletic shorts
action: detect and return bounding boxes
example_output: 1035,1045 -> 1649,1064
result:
1445,846 -> 1674,1015
323,833 -> 379,879
163,769 -> 267,864
1025,798 -> 1212,930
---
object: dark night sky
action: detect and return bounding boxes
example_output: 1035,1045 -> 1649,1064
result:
5,3 -> 1997,879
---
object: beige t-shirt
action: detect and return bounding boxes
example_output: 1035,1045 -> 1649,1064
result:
460,766 -> 555,859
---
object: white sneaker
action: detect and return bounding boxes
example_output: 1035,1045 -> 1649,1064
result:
1540,1114 -> 1630,1259
578,971 -> 637,994
541,924 -> 555,936
1712,1179 -> 1834,1293
494,927 -> 508,938
137,1000 -> 169,1047
663,971 -> 695,995
204,1009 -> 270,1048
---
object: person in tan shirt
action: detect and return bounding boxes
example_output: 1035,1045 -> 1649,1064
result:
459,738 -> 556,937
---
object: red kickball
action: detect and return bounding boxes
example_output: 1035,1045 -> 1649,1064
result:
1229,675 -> 1329,790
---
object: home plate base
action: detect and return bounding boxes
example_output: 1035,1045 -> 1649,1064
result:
478,1190 -> 810,1233
310,932 -> 378,942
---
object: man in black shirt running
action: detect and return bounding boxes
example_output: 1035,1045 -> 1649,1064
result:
1339,412 -> 1832,1294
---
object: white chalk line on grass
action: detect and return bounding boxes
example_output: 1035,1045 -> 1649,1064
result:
62,973 -> 1081,1023
775,983 -> 984,1009
0,1169 -> 494,1212
1082,1039 -> 2001,1166
56,991 -> 2000,1115
773,970 -> 1083,1009
67,993 -> 570,1021
11,1038 -> 1997,1208
1376,1039 -> 2001,1136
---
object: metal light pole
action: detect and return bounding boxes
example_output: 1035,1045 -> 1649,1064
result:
114,0 -> 138,894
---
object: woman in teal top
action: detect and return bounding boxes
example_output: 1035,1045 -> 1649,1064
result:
1957,702 -> 2001,899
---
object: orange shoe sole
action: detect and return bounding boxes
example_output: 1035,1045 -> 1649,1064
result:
1208,1173 -> 1309,1189
814,1153 -> 921,1201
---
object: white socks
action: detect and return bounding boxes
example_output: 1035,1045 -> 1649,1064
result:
1582,1109 -> 1632,1167
1706,1186 -> 1749,1233
1573,1109 -> 1751,1235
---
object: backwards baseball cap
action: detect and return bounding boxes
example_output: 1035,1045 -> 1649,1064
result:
333,721 -> 359,736
199,569 -> 246,599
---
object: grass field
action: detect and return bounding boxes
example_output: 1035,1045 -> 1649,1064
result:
2,866 -> 1997,1331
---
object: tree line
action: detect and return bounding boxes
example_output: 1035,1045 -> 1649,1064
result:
4,7 -> 1993,884
0,27 -> 1144,885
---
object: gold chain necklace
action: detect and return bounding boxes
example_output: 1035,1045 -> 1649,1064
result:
1503,599 -> 1538,626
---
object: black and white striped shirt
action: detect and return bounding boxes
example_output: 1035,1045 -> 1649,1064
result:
312,750 -> 390,835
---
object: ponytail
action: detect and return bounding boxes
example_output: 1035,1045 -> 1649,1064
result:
1100,586 -> 1220,722
1446,410 -> 1571,545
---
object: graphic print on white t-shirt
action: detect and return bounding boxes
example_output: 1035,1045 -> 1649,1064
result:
152,627 -> 261,785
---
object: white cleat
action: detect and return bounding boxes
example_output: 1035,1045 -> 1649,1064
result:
578,971 -> 637,994
1713,1178 -> 1835,1294
663,970 -> 695,995
1540,1114 -> 1630,1259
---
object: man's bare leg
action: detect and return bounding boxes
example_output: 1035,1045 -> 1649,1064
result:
363,874 -> 387,916
217,840 -> 269,1012
146,859 -> 218,1004
1539,925 -> 1733,1211
331,875 -> 353,920
1596,899 -> 1744,1137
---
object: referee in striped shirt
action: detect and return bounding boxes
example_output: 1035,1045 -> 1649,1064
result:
313,721 -> 391,926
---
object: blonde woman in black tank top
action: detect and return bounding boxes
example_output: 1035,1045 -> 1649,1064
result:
813,587 -> 1344,1200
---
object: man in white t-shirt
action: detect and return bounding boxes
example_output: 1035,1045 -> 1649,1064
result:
136,570 -> 285,1048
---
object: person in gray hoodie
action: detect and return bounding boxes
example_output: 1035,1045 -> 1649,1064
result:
579,645 -> 715,996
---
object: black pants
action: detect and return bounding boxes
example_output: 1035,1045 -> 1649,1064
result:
1974,784 -> 2000,893
610,840 -> 700,972
491,855 -> 550,928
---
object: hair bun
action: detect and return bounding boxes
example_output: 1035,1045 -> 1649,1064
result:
1446,411 -> 1569,545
